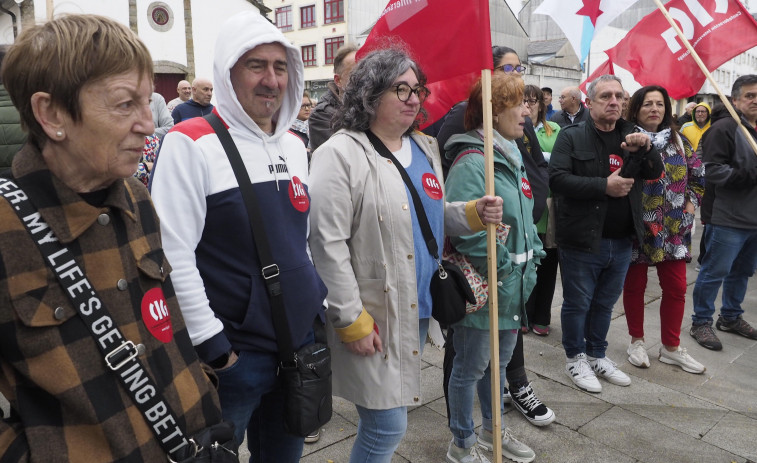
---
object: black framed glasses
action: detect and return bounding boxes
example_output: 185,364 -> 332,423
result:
523,98 -> 539,106
393,83 -> 430,103
501,64 -> 526,74
300,103 -> 313,109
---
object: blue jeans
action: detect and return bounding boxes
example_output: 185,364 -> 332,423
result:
692,224 -> 757,325
447,325 -> 519,449
216,350 -> 304,462
349,318 -> 429,463
559,238 -> 632,359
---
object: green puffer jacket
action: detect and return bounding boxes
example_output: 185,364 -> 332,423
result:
444,130 -> 545,331
0,84 -> 26,169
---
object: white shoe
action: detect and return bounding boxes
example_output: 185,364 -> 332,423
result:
659,346 -> 706,374
627,340 -> 650,368
589,356 -> 631,386
565,353 -> 602,392
477,428 -> 536,463
447,440 -> 491,463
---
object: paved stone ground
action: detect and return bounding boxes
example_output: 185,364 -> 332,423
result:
282,227 -> 757,463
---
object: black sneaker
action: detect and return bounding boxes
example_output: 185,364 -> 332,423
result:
716,315 -> 757,340
510,383 -> 555,427
690,324 -> 723,351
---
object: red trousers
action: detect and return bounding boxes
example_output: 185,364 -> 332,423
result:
623,260 -> 687,347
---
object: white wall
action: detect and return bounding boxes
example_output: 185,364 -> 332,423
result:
136,0 -> 187,66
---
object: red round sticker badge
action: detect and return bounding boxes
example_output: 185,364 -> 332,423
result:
422,173 -> 443,200
141,287 -> 173,343
288,176 -> 310,212
609,154 -> 623,173
521,177 -> 532,199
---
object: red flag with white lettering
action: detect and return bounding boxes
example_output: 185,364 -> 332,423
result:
357,0 -> 493,127
605,0 -> 757,99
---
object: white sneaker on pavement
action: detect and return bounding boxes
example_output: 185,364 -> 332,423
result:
658,346 -> 706,374
477,428 -> 536,463
589,356 -> 632,386
627,340 -> 650,368
565,353 -> 602,393
447,440 -> 491,463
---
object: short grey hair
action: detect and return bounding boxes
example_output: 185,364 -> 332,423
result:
334,47 -> 427,136
587,74 -> 623,100
732,75 -> 757,99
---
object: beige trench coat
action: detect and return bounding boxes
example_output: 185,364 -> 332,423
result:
308,129 -> 481,409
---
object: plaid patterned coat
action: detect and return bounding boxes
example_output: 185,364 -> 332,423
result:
0,145 -> 222,462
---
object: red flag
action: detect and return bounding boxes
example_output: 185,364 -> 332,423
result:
580,58 -> 615,95
357,0 -> 493,127
605,0 -> 757,99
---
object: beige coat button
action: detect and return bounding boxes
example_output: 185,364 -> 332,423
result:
117,279 -> 128,290
97,213 -> 110,225
410,303 -> 417,309
413,350 -> 419,356
407,254 -> 413,260
413,397 -> 420,402
54,307 -> 66,320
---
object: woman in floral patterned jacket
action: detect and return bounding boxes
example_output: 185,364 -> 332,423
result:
622,85 -> 706,375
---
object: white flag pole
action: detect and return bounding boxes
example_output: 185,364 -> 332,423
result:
652,0 -> 757,156
481,68 -> 502,463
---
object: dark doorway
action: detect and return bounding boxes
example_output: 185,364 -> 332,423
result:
155,73 -> 186,102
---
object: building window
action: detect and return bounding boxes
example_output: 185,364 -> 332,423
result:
324,0 -> 343,24
302,45 -> 317,67
325,36 -> 345,65
301,5 -> 316,28
275,6 -> 292,31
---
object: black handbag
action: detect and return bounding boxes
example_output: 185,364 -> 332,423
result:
365,131 -> 475,328
0,179 -> 238,463
205,114 -> 332,437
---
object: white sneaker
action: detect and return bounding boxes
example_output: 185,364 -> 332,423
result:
565,353 -> 602,393
447,439 -> 491,463
589,356 -> 631,386
477,428 -> 535,463
627,340 -> 650,368
658,346 -> 706,374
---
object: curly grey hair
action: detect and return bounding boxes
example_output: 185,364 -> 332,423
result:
333,47 -> 427,136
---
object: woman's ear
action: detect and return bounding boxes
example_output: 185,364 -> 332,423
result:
30,92 -> 68,141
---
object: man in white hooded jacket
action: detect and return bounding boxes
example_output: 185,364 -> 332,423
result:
149,11 -> 327,461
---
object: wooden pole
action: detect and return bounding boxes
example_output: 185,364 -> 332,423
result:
47,0 -> 53,20
652,0 -> 757,156
481,68 -> 502,463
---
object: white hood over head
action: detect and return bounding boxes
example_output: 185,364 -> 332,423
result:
213,11 -> 304,140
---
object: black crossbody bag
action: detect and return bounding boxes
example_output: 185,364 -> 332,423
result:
204,114 -> 332,437
0,177 -> 237,463
365,131 -> 475,328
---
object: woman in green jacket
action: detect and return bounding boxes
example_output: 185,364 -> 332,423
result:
443,74 -> 544,463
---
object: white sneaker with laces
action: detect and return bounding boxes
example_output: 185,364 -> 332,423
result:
447,440 -> 491,463
565,353 -> 602,393
477,428 -> 535,463
627,340 -> 650,368
589,356 -> 631,386
658,346 -> 706,374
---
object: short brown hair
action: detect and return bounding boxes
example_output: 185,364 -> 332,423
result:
333,44 -> 358,75
465,74 -> 524,131
1,14 -> 153,147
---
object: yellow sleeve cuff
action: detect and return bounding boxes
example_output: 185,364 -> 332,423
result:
465,200 -> 486,232
334,308 -> 375,343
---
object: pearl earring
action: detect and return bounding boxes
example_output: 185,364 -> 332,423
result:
56,130 -> 63,138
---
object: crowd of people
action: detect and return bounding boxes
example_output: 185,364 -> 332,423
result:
0,10 -> 756,463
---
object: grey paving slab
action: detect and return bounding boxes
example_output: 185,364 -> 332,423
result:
395,406 -> 453,463
579,405 -> 746,463
701,410 -> 757,461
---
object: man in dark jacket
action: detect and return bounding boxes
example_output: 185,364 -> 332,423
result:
308,45 -> 356,153
551,86 -> 589,128
690,75 -> 757,351
0,46 -> 25,170
550,75 -> 663,394
171,77 -> 214,124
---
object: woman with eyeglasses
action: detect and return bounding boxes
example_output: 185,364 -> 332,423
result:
443,73 -> 543,463
290,90 -> 313,152
308,47 -> 502,463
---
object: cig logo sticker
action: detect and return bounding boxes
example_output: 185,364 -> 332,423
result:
141,287 -> 173,343
609,154 -> 623,173
289,176 -> 310,212
521,177 -> 532,199
422,173 -> 443,200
